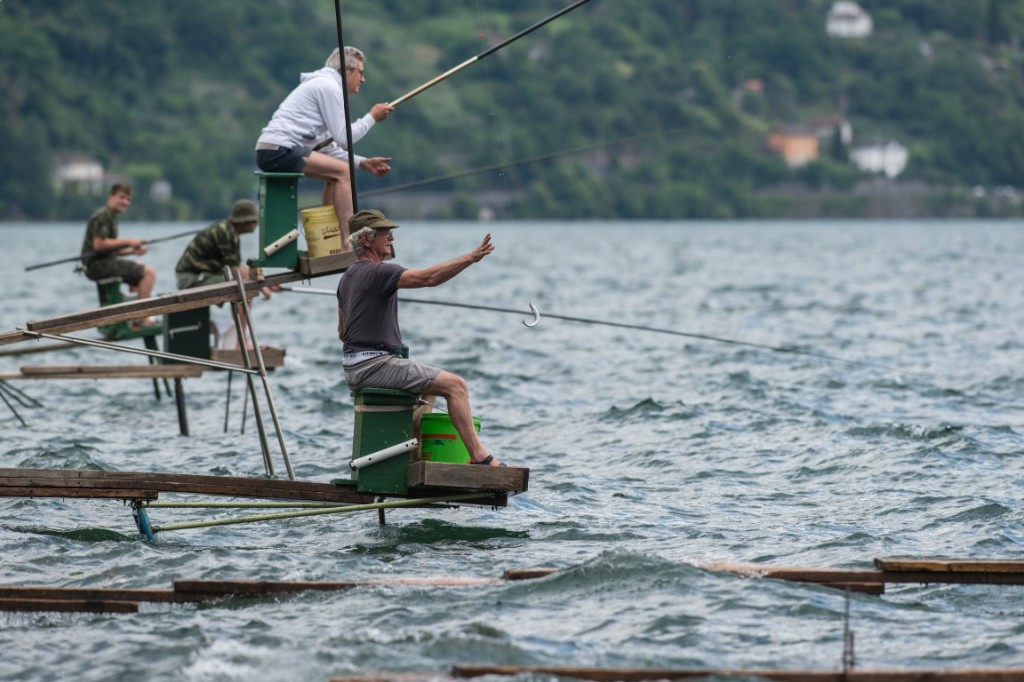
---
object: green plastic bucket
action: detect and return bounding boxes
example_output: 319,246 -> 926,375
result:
420,413 -> 480,464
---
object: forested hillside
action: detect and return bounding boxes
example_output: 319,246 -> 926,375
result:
3,0 -> 1024,220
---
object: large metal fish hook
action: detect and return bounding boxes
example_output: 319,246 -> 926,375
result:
522,302 -> 541,328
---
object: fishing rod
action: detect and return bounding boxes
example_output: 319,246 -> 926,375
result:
280,286 -> 883,370
361,130 -> 666,199
333,0 -> 359,213
388,0 -> 595,108
24,228 -> 201,273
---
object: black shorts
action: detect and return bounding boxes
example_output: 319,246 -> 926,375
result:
256,145 -> 312,173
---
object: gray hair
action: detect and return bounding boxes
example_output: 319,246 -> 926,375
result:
325,46 -> 366,72
349,227 -> 374,255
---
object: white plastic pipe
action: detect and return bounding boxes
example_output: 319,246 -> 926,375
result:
350,438 -> 418,470
264,229 -> 300,256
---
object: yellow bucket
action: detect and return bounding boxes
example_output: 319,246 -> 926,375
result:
300,206 -> 342,258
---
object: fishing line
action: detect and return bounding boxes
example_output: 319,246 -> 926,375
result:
361,129 -> 679,199
280,286 -> 888,370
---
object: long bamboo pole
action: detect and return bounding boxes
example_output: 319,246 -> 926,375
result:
151,493 -> 488,533
388,0 -> 594,107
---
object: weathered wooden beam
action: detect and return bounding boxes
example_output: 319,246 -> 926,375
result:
211,346 -> 286,369
298,251 -> 356,277
0,487 -> 159,500
10,365 -> 204,379
0,598 -> 138,614
0,469 -> 373,503
407,461 -> 529,493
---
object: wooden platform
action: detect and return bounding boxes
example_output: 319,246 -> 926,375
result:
0,468 -> 374,504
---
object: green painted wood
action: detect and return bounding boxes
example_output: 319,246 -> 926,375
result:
351,388 -> 419,495
252,172 -> 303,269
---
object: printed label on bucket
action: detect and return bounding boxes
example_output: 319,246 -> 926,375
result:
419,414 -> 480,464
300,206 -> 342,258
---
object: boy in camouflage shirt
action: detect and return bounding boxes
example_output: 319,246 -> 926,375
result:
81,183 -> 157,304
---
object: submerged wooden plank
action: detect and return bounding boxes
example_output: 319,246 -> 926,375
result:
0,587 -> 179,603
332,669 -> 1024,682
0,598 -> 138,614
174,576 -> 499,597
449,666 -> 1024,682
876,558 -> 1024,574
407,461 -> 529,493
503,568 -> 558,581
700,562 -> 885,584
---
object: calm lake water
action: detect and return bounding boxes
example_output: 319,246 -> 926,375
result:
1,219 -> 1023,680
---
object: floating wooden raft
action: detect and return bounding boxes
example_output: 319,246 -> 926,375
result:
0,468 -> 374,503
331,666 -> 1024,682
0,256 -> 354,348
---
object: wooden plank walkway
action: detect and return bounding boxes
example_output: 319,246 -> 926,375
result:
0,259 -> 354,348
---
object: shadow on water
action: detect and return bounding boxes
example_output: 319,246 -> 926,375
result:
8,525 -> 134,542
349,518 -> 530,554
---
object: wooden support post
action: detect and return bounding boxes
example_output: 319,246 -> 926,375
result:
174,378 -> 189,437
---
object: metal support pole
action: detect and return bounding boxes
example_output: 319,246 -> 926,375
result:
224,271 -> 273,476
232,269 -> 294,480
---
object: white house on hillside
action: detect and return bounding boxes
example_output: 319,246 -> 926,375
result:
826,1 -> 873,38
52,156 -> 105,194
850,141 -> 908,178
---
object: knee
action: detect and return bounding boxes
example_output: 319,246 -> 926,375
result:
447,374 -> 469,400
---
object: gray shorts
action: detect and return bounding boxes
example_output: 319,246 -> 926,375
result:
344,355 -> 441,394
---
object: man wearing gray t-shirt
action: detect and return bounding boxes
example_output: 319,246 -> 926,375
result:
336,210 -> 505,467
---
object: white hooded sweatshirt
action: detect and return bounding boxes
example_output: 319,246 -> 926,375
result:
256,66 -> 376,165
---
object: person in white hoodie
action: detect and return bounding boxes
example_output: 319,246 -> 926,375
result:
255,46 -> 393,248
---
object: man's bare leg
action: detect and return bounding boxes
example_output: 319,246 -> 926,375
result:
424,371 -> 501,466
302,152 -> 353,247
